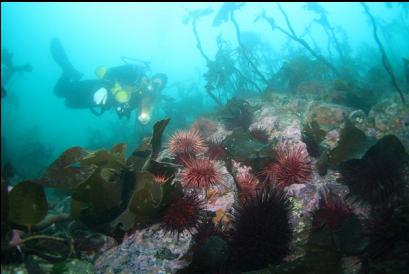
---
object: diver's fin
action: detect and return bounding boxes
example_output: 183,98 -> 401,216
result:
50,38 -> 83,80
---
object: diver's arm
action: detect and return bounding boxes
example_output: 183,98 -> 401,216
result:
89,107 -> 106,116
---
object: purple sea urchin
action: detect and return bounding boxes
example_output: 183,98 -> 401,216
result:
228,187 -> 292,271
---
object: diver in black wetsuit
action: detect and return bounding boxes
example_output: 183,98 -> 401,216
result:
1,49 -> 32,98
50,38 -> 168,123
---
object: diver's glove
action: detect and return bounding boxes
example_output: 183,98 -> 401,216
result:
93,87 -> 108,105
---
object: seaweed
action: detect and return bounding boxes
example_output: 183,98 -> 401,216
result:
41,146 -> 96,189
220,98 -> 254,130
8,181 -> 48,229
317,119 -> 375,174
302,120 -> 326,157
339,135 -> 409,206
260,3 -> 339,77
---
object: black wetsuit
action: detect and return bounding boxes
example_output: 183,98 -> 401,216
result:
54,75 -> 110,109
104,64 -> 145,86
50,38 -> 147,116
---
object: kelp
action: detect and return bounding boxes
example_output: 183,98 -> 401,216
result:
302,120 -> 326,158
212,2 -> 244,27
41,146 -> 96,189
220,98 -> 255,130
317,120 -> 375,174
80,145 -> 126,170
72,168 -> 122,211
41,143 -> 127,190
362,3 -> 405,103
147,118 -> 170,165
8,181 -> 48,228
110,118 -> 184,230
339,135 -> 409,205
126,137 -> 152,171
111,171 -> 183,230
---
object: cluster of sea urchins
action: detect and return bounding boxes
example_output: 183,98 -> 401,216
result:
168,128 -> 224,190
163,128 -> 308,272
161,128 -> 223,237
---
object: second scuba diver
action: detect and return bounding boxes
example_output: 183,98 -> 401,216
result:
1,48 -> 33,98
50,38 -> 167,124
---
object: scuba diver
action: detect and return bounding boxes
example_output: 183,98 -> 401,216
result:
1,49 -> 33,98
50,38 -> 168,124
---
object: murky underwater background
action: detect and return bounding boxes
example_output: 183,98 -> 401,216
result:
1,2 -> 409,274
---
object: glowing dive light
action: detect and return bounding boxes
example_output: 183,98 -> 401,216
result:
138,111 -> 151,124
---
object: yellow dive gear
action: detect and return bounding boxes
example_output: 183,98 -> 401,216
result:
111,81 -> 130,103
95,66 -> 107,79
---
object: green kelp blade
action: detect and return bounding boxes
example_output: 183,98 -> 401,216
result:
110,143 -> 127,161
111,171 -> 159,229
318,120 -> 375,174
150,118 -> 171,161
41,146 -> 96,189
126,137 -> 152,171
72,168 -> 122,211
111,170 -> 183,231
8,181 -> 48,227
80,149 -> 126,170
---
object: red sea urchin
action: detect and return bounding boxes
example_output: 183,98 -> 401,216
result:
180,158 -> 223,189
206,140 -> 226,160
168,129 -> 206,162
161,193 -> 206,236
262,144 -> 312,190
235,172 -> 259,204
312,193 -> 352,232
